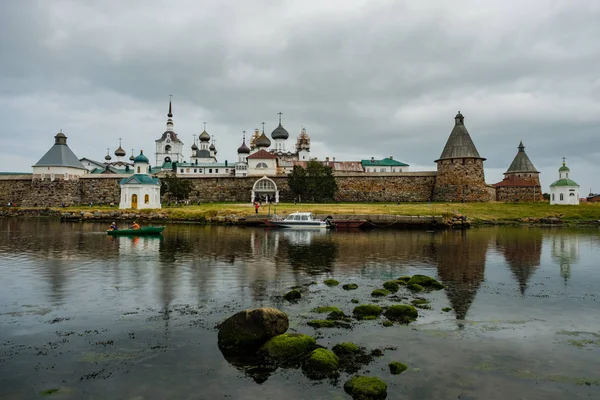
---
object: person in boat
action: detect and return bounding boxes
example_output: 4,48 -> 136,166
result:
131,221 -> 140,230
109,222 -> 118,231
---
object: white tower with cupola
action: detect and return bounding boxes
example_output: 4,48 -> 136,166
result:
235,131 -> 250,177
550,158 -> 579,205
155,98 -> 184,167
270,112 -> 289,153
119,150 -> 161,210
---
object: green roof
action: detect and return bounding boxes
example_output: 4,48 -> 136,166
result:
361,158 -> 409,167
133,151 -> 149,163
550,178 -> 579,187
120,174 -> 160,185
558,165 -> 570,172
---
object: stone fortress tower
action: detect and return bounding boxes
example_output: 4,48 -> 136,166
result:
432,112 -> 489,202
493,142 -> 543,202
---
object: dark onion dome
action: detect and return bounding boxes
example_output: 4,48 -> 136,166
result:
114,146 -> 126,157
133,150 -> 149,164
105,154 -> 112,161
199,130 -> 211,142
271,123 -> 289,140
255,132 -> 271,148
436,111 -> 485,162
129,154 -> 135,161
209,143 -> 216,151
191,142 -> 198,150
237,140 -> 250,154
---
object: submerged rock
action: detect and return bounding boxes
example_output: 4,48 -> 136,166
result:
324,279 -> 340,287
332,342 -> 374,374
283,289 -> 302,301
307,319 -> 336,328
396,276 -> 411,283
382,320 -> 394,327
311,306 -> 342,314
351,298 -> 360,304
343,283 -> 359,291
352,304 -> 383,320
344,376 -> 388,400
371,289 -> 390,297
407,283 -> 424,292
389,361 -> 408,375
326,310 -> 349,321
406,275 -> 444,290
260,333 -> 316,363
383,305 -> 418,324
303,348 -> 340,379
382,281 -> 400,293
442,307 -> 452,312
217,308 -> 289,351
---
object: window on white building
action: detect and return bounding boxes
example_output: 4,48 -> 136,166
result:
256,162 -> 268,169
216,169 -> 219,173
560,193 -> 564,201
552,193 -> 555,201
380,168 -> 385,172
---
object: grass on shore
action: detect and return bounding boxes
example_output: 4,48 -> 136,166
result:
54,201 -> 600,223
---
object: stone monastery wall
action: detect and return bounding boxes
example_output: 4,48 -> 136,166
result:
0,172 -> 439,207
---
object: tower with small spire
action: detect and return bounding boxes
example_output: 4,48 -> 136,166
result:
493,141 -> 543,202
295,127 -> 311,161
235,131 -> 250,177
432,112 -> 489,202
192,122 -> 217,163
550,158 -> 579,205
155,98 -> 184,167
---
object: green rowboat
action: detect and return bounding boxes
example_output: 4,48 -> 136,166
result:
107,226 -> 165,236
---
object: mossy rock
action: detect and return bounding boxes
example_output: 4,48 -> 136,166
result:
384,305 -> 418,324
382,320 -> 394,327
396,276 -> 411,283
371,289 -> 390,297
410,298 -> 430,306
307,319 -> 336,328
312,306 -> 342,314
333,342 -> 374,374
395,280 -> 408,286
442,307 -> 452,312
382,281 -> 400,293
343,283 -> 359,291
40,388 -> 60,396
344,376 -> 387,400
324,279 -> 340,287
351,298 -> 360,304
283,289 -> 302,301
352,304 -> 383,320
407,283 -> 424,292
326,310 -> 349,321
260,333 -> 316,363
332,342 -> 361,356
389,361 -> 408,375
407,275 -> 444,290
218,307 -> 289,351
303,348 -> 340,379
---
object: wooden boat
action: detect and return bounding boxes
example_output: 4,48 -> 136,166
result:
106,226 -> 165,236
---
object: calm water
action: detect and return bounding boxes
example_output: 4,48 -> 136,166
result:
0,219 -> 599,399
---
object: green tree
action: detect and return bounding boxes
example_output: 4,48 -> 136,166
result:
287,161 -> 337,202
160,173 -> 192,202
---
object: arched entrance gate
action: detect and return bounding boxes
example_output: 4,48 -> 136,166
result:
251,177 -> 279,203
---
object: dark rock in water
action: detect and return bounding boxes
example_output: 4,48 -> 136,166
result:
396,276 -> 411,283
388,361 -> 408,375
307,319 -> 336,328
260,333 -> 316,363
283,289 -> 302,301
343,283 -> 359,290
302,348 -> 340,380
351,298 -> 360,304
382,281 -> 400,293
217,308 -> 289,351
353,304 -> 383,320
442,307 -> 452,312
371,289 -> 390,297
406,275 -> 444,290
332,342 -> 374,373
326,310 -> 348,321
384,305 -> 418,324
344,376 -> 388,400
324,279 -> 340,287
311,306 -> 341,314
370,349 -> 384,357
382,320 -> 394,327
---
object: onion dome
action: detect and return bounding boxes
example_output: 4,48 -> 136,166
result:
255,132 -> 271,148
129,154 -> 135,161
191,142 -> 198,150
209,143 -> 216,151
133,150 -> 149,164
114,146 -> 126,157
237,139 -> 250,154
271,123 -> 289,140
105,154 -> 112,161
199,130 -> 211,142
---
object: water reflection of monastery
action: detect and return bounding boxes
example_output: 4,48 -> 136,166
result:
495,228 -> 542,295
550,234 -> 580,283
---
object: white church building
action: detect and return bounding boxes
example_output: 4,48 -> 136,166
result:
550,158 -> 579,205
119,151 -> 161,209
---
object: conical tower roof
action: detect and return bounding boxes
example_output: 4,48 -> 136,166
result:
506,142 -> 538,174
33,131 -> 87,170
436,112 -> 485,162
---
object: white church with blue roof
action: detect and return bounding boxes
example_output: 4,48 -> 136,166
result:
119,151 -> 161,209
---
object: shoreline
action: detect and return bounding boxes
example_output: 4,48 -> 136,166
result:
2,205 -> 600,229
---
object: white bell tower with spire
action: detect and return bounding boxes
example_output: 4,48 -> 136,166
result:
155,95 -> 184,167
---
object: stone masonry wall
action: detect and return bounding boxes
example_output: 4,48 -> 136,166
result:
335,173 -> 437,202
496,186 -> 544,202
432,159 -> 490,202
21,178 -> 82,207
0,176 -> 32,206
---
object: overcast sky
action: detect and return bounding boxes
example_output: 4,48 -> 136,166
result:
1,0 -> 598,193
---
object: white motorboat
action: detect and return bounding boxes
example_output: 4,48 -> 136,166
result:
267,212 -> 331,229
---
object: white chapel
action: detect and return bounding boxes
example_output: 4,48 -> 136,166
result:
119,151 -> 161,209
550,158 -> 579,205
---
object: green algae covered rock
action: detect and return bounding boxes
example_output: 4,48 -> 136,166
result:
384,305 -> 418,324
442,307 -> 452,312
312,306 -> 342,314
352,304 -> 383,320
407,275 -> 444,290
411,298 -> 430,306
382,281 -> 400,293
343,283 -> 359,290
371,289 -> 390,297
260,333 -> 316,362
344,376 -> 388,400
396,276 -> 411,283
324,279 -> 340,287
382,320 -> 394,327
407,283 -> 424,292
283,289 -> 302,301
332,342 -> 374,374
303,348 -> 339,379
351,298 -> 360,304
332,342 -> 361,356
217,307 -> 289,351
307,319 -> 336,328
389,361 -> 408,375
